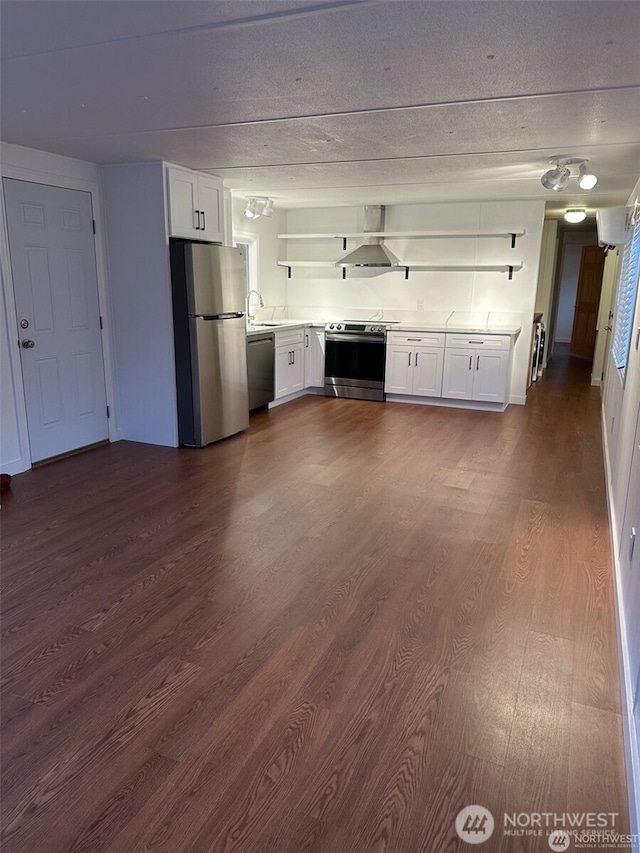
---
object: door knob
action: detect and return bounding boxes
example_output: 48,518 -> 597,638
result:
21,339 -> 35,348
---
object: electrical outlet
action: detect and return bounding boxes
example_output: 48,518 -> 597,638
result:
417,299 -> 424,311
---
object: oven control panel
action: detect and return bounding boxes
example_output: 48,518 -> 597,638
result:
325,323 -> 386,334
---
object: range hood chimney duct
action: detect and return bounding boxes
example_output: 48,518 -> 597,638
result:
336,205 -> 399,267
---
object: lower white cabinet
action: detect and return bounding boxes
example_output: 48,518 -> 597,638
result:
442,334 -> 510,403
385,332 -> 445,397
304,327 -> 325,388
274,328 -> 305,399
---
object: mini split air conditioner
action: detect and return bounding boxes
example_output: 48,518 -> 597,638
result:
596,207 -> 633,248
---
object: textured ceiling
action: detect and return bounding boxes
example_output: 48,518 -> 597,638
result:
1,0 -> 639,214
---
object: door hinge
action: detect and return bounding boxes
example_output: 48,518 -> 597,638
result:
92,220 -> 96,234
99,315 -> 103,330
106,405 -> 110,418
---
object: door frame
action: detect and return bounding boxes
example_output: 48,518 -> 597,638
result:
0,145 -> 118,473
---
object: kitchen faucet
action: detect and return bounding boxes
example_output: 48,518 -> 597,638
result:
246,289 -> 264,322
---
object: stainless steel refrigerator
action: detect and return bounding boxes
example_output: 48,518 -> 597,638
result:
170,242 -> 249,446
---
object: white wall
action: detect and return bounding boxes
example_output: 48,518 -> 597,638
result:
601,176 -> 640,843
555,244 -> 582,342
0,143 -> 117,474
102,163 -> 178,447
279,199 -> 545,403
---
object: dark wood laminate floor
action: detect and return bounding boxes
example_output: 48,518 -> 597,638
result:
1,348 -> 629,853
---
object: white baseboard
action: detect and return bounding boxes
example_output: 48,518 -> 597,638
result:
385,394 -> 506,412
268,389 -> 308,408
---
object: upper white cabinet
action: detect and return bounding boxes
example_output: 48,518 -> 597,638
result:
385,331 -> 445,397
442,334 -> 511,403
304,327 -> 325,388
167,166 -> 224,243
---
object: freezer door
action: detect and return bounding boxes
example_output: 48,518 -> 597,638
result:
187,244 -> 246,316
190,316 -> 249,445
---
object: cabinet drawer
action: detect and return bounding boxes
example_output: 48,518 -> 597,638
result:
275,328 -> 305,347
445,334 -> 511,350
387,331 -> 445,348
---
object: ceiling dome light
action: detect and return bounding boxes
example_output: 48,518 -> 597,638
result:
244,198 -> 260,219
564,208 -> 587,223
541,164 -> 571,191
578,162 -> 598,190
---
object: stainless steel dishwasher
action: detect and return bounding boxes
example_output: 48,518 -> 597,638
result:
247,333 -> 275,411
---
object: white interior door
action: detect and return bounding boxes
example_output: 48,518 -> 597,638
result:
3,178 -> 108,463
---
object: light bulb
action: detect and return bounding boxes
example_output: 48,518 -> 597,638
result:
578,163 -> 597,190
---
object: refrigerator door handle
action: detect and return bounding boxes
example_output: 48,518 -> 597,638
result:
199,312 -> 245,320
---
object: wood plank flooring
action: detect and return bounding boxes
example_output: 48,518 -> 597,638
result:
1,349 -> 629,852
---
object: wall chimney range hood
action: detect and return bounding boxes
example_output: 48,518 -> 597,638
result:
335,205 -> 399,268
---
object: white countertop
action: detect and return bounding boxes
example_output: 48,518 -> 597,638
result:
392,323 -> 521,335
248,317 -> 521,337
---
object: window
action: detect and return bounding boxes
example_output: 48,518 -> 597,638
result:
611,208 -> 640,379
234,234 -> 258,297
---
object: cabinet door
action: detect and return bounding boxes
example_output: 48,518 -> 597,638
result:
275,344 -> 304,398
385,345 -> 413,394
413,347 -> 444,397
290,343 -> 305,393
473,350 -> 509,402
197,175 -> 223,243
275,346 -> 292,399
442,349 -> 475,399
167,168 -> 199,239
304,328 -> 325,388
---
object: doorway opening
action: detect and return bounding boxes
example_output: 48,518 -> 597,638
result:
548,220 -> 603,375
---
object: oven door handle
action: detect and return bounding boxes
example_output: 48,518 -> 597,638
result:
326,333 -> 386,344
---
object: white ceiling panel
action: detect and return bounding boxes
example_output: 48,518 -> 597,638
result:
1,0 -> 638,210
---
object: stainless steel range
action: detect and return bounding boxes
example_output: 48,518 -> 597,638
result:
324,322 -> 388,401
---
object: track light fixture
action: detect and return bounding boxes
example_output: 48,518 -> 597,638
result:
541,157 -> 598,193
243,198 -> 260,219
564,209 -> 587,223
541,163 -> 570,192
243,197 -> 274,219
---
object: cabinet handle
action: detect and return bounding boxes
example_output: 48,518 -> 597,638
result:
292,350 -> 295,364
476,355 -> 480,370
415,352 -> 419,366
305,333 -> 309,348
408,352 -> 412,367
201,210 -> 206,231
468,355 -> 473,370
194,209 -> 200,230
